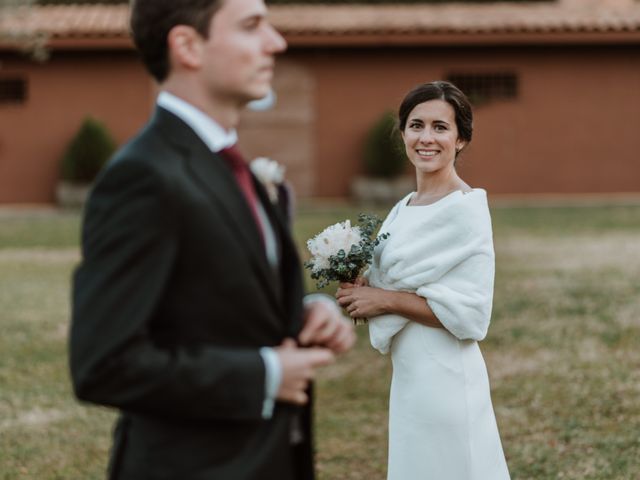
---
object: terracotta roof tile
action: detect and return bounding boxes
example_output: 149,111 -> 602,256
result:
268,2 -> 640,36
1,1 -> 639,46
0,4 -> 130,39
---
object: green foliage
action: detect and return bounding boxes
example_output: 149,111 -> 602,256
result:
35,0 -> 551,3
37,0 -> 127,4
305,213 -> 390,288
267,0 -> 552,4
60,117 -> 116,183
363,111 -> 406,178
0,211 -> 80,249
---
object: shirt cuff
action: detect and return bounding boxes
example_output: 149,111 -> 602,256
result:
259,347 -> 281,419
303,293 -> 343,316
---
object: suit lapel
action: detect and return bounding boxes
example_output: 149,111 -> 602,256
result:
189,148 -> 264,256
254,179 -> 305,335
252,178 -> 284,255
152,107 -> 283,312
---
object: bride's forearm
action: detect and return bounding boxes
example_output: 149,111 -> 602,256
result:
382,290 -> 444,329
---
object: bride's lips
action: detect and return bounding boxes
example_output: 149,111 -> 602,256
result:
416,149 -> 439,159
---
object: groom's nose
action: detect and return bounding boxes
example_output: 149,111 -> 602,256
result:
264,23 -> 287,54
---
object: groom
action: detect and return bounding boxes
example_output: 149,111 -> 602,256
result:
69,0 -> 355,479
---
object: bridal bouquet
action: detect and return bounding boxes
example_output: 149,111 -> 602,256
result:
305,214 -> 389,324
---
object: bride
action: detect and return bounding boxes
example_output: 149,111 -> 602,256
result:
337,81 -> 510,479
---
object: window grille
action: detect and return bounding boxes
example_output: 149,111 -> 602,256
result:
0,78 -> 28,104
446,73 -> 518,105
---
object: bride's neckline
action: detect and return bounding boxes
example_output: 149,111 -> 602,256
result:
405,188 -> 477,207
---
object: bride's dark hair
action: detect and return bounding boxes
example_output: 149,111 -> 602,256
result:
398,81 -> 473,148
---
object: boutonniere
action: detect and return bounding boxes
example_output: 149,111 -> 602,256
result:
250,157 -> 286,203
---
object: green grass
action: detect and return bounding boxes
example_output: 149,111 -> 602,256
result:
490,205 -> 640,236
0,210 -> 81,249
1,204 -> 639,479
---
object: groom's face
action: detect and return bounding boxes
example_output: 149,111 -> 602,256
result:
198,0 -> 287,106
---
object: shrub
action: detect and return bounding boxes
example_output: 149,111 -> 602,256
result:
39,0 -> 550,3
60,117 -> 116,183
267,0 -> 551,4
363,111 -> 406,178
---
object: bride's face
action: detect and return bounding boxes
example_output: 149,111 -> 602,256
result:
401,100 -> 466,175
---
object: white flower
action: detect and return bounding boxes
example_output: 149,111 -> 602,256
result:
306,220 -> 363,273
250,157 -> 285,202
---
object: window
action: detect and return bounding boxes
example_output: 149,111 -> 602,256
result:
0,77 -> 28,104
446,73 -> 518,105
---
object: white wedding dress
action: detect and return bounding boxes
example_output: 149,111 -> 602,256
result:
367,190 -> 510,480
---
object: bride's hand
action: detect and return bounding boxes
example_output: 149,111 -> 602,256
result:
338,277 -> 368,289
336,285 -> 388,318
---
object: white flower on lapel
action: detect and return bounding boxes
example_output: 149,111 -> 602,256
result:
250,157 -> 286,203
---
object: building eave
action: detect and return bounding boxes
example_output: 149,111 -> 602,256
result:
1,2 -> 640,52
284,30 -> 640,48
2,29 -> 638,53
46,36 -> 134,50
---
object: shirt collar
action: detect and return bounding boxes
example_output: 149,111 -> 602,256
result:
157,91 -> 238,153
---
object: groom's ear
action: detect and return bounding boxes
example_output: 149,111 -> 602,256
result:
167,25 -> 205,71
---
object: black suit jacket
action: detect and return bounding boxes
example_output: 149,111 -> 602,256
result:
70,107 -> 313,480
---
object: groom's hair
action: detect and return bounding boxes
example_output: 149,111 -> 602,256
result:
130,0 -> 224,82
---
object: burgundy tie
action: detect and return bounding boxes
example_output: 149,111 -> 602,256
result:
219,145 -> 265,244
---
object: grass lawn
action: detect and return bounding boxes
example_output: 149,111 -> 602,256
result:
1,203 -> 639,479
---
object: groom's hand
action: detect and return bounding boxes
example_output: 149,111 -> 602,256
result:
299,301 -> 356,354
275,338 -> 335,405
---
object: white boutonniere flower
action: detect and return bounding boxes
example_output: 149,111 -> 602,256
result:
250,157 -> 286,203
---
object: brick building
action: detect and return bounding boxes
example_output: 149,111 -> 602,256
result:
0,0 -> 639,203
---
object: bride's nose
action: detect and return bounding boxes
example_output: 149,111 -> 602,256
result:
418,129 -> 435,144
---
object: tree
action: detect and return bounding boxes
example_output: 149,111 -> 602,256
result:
60,117 -> 116,184
37,0 -> 127,3
33,0 -> 554,4
0,0 -> 49,61
267,0 -> 550,3
363,111 -> 405,178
